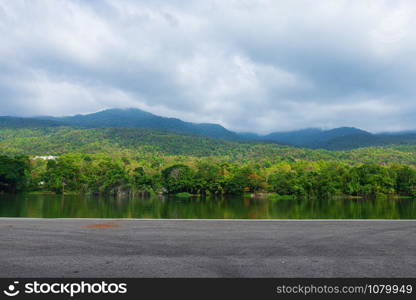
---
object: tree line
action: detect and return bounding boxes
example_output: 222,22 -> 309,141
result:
2,127 -> 416,166
1,154 -> 416,198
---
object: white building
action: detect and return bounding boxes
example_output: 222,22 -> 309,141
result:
33,156 -> 58,160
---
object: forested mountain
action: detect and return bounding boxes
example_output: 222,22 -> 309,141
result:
37,108 -> 239,140
318,131 -> 416,150
1,127 -> 416,197
239,127 -> 416,150
1,127 -> 416,166
1,124 -> 416,196
265,127 -> 370,146
1,108 -> 416,150
0,117 -> 62,128
36,108 -> 416,149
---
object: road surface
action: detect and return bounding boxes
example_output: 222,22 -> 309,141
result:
0,219 -> 415,277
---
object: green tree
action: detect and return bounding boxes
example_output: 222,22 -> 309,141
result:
0,155 -> 30,193
162,164 -> 195,194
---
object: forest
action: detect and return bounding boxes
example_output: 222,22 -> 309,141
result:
1,153 -> 415,198
1,127 -> 416,165
1,126 -> 416,198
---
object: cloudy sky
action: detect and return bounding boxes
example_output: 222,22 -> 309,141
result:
1,0 -> 415,133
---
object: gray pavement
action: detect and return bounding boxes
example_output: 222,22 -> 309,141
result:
0,219 -> 415,277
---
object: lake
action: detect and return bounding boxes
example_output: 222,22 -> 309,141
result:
1,193 -> 416,219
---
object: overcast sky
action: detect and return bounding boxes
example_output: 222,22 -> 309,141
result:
1,0 -> 416,133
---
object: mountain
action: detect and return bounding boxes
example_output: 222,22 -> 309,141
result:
2,108 -> 416,150
237,132 -> 263,141
260,127 -> 373,150
0,116 -> 63,128
38,108 -> 238,140
2,127 -> 416,166
259,127 -> 416,150
264,128 -> 327,146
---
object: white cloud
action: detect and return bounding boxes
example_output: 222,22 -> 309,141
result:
1,0 -> 416,133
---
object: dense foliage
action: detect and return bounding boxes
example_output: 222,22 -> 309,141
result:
0,155 -> 30,193
3,109 -> 416,150
2,153 -> 415,198
1,126 -> 416,198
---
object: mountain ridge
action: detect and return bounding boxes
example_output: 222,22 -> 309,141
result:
2,108 -> 416,150
35,108 -> 239,140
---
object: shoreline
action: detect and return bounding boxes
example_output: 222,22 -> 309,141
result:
18,191 -> 416,199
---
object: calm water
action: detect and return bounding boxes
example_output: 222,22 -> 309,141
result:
1,194 -> 416,219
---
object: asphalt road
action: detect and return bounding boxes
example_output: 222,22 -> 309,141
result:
0,219 -> 415,277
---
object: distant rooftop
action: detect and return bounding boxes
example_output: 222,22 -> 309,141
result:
33,156 -> 57,160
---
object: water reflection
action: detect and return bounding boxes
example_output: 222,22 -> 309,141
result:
0,194 -> 415,219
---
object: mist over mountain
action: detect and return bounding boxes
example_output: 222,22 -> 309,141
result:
2,108 -> 416,150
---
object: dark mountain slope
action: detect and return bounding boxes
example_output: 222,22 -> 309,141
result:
0,116 -> 63,128
1,126 -> 416,166
261,127 -> 371,148
257,127 -> 416,150
39,108 -> 238,140
2,108 -> 416,150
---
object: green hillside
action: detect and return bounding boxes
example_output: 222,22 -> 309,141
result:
0,116 -> 63,128
1,127 -> 416,197
2,108 -> 416,150
38,108 -> 238,140
1,127 -> 416,165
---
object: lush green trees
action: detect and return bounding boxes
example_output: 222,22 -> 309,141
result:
394,165 -> 416,196
35,157 -> 416,197
1,125 -> 416,197
268,169 -> 303,196
0,155 -> 30,193
44,155 -> 81,194
194,162 -> 224,195
351,164 -> 396,196
2,127 -> 416,166
131,167 -> 156,195
266,162 -> 406,198
94,160 -> 129,195
2,152 -> 416,198
161,164 -> 196,194
222,166 -> 265,194
44,154 -> 131,196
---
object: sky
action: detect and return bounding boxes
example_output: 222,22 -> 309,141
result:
1,0 -> 416,133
